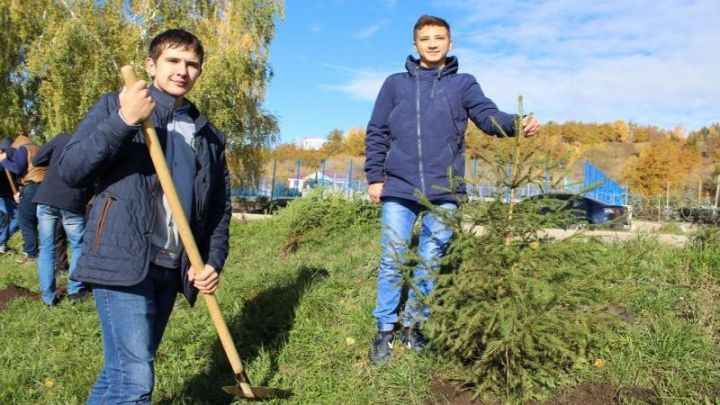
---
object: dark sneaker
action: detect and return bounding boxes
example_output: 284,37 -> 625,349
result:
370,331 -> 395,365
400,327 -> 427,352
44,297 -> 60,307
68,290 -> 91,304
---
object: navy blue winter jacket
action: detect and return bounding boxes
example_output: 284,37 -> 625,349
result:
58,86 -> 231,306
364,56 -> 517,202
32,133 -> 92,214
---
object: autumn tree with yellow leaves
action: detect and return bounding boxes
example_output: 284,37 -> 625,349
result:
1,0 -> 284,188
343,127 -> 366,157
622,139 -> 701,196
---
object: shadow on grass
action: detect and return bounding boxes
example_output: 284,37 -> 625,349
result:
160,265 -> 328,404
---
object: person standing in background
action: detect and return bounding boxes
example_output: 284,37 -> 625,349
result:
32,132 -> 92,305
0,134 -> 47,264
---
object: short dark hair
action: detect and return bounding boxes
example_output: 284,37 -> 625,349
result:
148,28 -> 204,65
413,15 -> 451,39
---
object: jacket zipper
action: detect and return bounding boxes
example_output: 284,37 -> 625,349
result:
416,67 -> 426,195
430,66 -> 442,99
93,193 -> 116,252
194,138 -> 204,224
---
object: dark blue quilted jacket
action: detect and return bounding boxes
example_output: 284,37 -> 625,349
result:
364,56 -> 517,202
58,86 -> 231,306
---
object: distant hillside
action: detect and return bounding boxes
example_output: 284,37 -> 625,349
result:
261,121 -> 720,197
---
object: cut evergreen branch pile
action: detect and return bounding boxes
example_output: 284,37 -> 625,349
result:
277,190 -> 379,255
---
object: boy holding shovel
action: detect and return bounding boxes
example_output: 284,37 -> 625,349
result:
59,29 -> 231,403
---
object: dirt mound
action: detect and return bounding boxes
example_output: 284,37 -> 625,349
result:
0,284 -> 38,312
547,383 -> 657,404
429,381 -> 657,405
429,380 -> 481,404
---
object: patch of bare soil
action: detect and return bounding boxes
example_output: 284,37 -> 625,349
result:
429,380 -> 483,405
0,284 -> 38,312
546,383 -> 657,405
429,381 -> 657,405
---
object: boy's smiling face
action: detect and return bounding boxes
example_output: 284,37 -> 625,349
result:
145,45 -> 202,99
413,25 -> 452,69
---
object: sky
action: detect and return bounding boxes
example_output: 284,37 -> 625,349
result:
263,0 -> 720,143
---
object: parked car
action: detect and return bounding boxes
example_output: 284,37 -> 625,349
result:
520,193 -> 630,229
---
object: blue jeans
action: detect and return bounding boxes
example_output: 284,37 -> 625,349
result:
18,183 -> 39,257
36,204 -> 86,304
0,196 -> 19,245
374,197 -> 456,332
88,264 -> 181,405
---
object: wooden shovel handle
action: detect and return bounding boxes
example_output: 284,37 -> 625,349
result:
4,169 -> 17,195
120,66 -> 255,398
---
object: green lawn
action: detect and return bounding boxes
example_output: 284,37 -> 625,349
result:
1,205 -> 719,404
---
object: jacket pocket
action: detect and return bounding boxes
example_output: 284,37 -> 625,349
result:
93,193 -> 116,252
444,95 -> 465,136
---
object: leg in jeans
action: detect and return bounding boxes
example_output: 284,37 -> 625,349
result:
373,197 -> 419,332
0,198 -> 9,245
60,209 -> 86,295
55,220 -> 69,271
87,264 -> 180,405
36,204 -> 59,305
17,183 -> 39,257
402,202 -> 456,327
0,197 -> 19,246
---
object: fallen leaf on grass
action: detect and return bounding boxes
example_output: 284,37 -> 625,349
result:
43,378 -> 55,388
345,337 -> 356,346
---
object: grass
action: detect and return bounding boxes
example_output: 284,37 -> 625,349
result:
1,203 -> 719,404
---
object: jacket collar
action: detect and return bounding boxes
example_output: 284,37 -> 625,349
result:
405,55 -> 459,78
148,85 -> 208,129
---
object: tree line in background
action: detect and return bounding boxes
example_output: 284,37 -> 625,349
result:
269,120 -> 720,199
0,0 -> 284,187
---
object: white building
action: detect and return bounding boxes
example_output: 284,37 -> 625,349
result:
296,137 -> 326,150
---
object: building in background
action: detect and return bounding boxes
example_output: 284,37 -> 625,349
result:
296,137 -> 326,150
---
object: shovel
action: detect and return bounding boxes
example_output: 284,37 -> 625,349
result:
120,66 -> 290,400
4,169 -> 17,196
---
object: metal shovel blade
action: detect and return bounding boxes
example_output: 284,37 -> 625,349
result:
222,385 -> 292,400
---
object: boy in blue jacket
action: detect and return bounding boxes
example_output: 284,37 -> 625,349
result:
364,15 -> 539,364
58,29 -> 231,402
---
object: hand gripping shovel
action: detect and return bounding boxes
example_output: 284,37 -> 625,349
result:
120,66 -> 290,400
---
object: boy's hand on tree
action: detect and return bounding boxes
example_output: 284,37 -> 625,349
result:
368,182 -> 383,204
119,80 -> 154,126
522,116 -> 540,137
188,264 -> 220,294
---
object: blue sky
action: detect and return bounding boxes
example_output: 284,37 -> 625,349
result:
263,0 -> 720,143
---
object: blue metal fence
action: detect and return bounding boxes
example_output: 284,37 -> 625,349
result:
583,160 -> 627,206
233,158 -> 628,207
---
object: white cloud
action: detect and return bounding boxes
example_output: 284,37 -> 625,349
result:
355,22 -> 386,39
329,0 -> 720,130
378,0 -> 397,9
323,70 -> 388,102
445,0 -> 720,129
308,22 -> 322,33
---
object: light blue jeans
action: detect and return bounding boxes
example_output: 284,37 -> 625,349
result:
87,263 -> 180,405
374,197 -> 456,332
36,204 -> 86,304
0,196 -> 18,245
